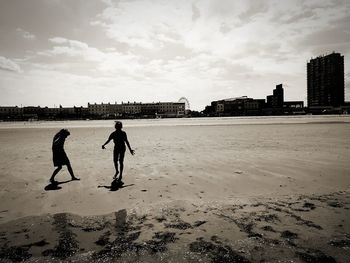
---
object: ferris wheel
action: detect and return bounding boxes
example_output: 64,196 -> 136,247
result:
178,97 -> 190,111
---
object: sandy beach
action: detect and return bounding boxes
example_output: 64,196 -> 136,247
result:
0,116 -> 349,262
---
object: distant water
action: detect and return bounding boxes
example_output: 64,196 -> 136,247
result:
0,115 -> 349,129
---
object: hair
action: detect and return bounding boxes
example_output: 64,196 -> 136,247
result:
115,121 -> 123,129
59,129 -> 70,137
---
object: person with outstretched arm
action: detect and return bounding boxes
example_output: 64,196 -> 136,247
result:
102,121 -> 135,183
50,129 -> 80,183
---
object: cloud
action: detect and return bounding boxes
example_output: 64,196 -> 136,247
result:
16,28 -> 36,39
294,11 -> 350,55
38,37 -> 106,62
95,0 -> 193,49
192,3 -> 201,22
0,0 -> 108,58
0,56 -> 21,72
300,29 -> 350,47
1,0 -> 350,109
50,37 -> 68,44
237,1 -> 268,23
28,1 -> 350,108
35,37 -> 148,79
91,0 -> 299,60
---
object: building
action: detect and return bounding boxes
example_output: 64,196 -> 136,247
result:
42,107 -> 61,118
157,102 -> 185,117
23,106 -> 42,118
141,103 -> 159,116
205,96 -> 266,116
73,106 -> 89,118
216,102 -> 224,113
122,102 -> 142,115
283,101 -> 305,114
0,106 -> 22,119
245,99 -> 266,112
41,106 -> 88,119
87,101 -> 185,118
307,52 -> 344,108
88,103 -> 110,117
108,103 -> 123,116
283,101 -> 304,109
203,82 -> 307,116
60,106 -> 75,116
266,84 -> 284,108
264,83 -> 305,115
0,100 -> 186,120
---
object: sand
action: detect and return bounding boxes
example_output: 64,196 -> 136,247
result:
0,116 -> 349,262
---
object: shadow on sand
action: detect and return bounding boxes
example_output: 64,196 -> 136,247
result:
44,180 -> 75,191
98,180 -> 134,192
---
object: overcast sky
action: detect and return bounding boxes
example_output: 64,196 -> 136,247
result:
0,0 -> 349,110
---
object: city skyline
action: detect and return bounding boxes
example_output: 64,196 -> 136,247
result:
1,0 -> 350,111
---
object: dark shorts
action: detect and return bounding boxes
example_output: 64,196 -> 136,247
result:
114,149 -> 125,163
53,150 -> 70,167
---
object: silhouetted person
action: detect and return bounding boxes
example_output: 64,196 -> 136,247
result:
50,129 -> 79,183
102,121 -> 134,183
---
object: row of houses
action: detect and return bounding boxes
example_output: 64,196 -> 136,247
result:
0,102 -> 186,120
88,101 -> 186,117
203,84 -> 305,116
0,105 -> 87,120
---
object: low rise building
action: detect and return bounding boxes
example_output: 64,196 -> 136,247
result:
158,102 -> 185,117
122,102 -> 142,115
42,107 -> 61,118
108,103 -> 123,116
141,103 -> 159,116
23,106 -> 42,118
283,101 -> 304,109
88,103 -> 110,116
266,84 -> 284,108
0,106 -> 22,119
206,97 -> 265,116
1,100 -> 187,120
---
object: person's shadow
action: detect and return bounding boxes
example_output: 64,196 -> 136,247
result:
98,180 -> 134,192
44,180 -> 74,191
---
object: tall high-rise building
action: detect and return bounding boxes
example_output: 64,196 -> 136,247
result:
307,52 -> 344,107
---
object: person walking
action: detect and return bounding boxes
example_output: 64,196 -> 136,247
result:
102,121 -> 135,183
50,129 -> 79,183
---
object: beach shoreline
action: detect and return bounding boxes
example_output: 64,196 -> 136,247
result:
0,116 -> 349,262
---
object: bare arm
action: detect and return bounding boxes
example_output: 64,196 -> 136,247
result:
102,134 -> 113,149
125,140 -> 135,155
125,133 -> 135,155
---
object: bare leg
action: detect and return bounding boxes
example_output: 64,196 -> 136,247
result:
50,166 -> 62,182
113,152 -> 119,179
113,161 -> 119,179
119,161 -> 124,182
67,163 -> 79,180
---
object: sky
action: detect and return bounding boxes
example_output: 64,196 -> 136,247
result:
0,0 -> 349,110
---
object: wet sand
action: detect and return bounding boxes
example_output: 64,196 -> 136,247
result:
0,116 -> 349,262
